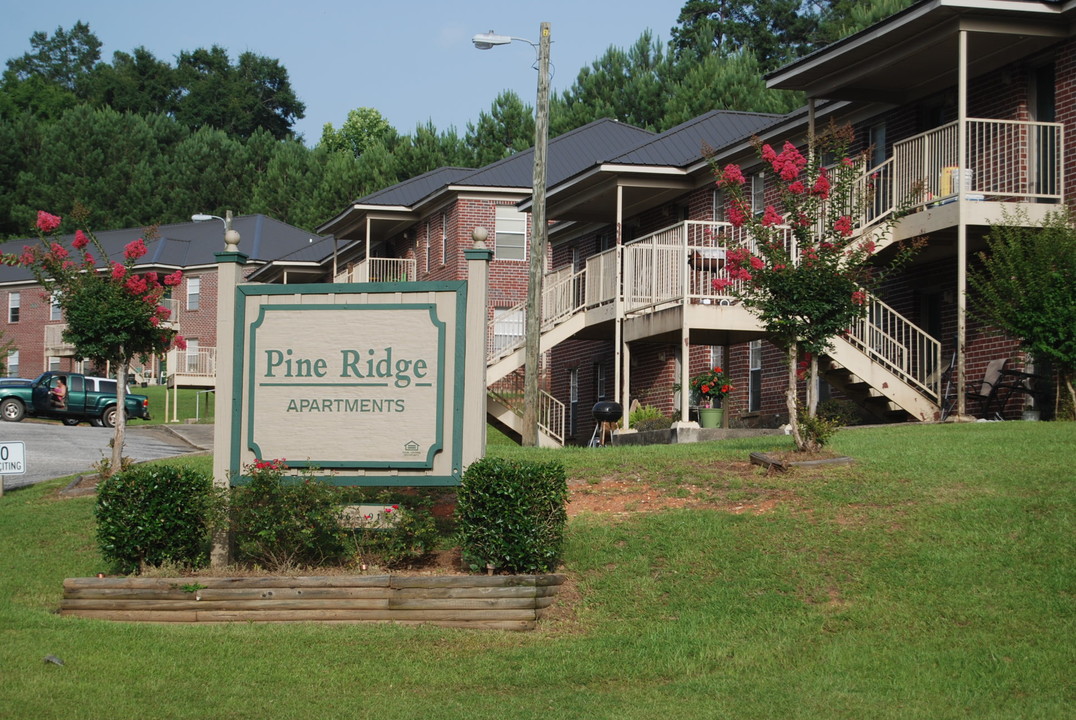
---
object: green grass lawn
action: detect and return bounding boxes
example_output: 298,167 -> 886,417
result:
136,385 -> 215,425
1,422 -> 1073,719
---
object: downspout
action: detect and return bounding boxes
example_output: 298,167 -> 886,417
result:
956,29 -> 968,416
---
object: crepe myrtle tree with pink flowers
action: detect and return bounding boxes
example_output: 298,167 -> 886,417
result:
3,208 -> 185,473
712,123 -> 919,451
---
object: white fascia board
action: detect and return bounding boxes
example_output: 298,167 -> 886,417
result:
449,186 -> 529,198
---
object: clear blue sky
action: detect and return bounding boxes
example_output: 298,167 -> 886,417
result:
2,0 -> 684,143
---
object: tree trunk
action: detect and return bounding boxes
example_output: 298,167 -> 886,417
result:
1065,372 -> 1076,421
112,358 -> 128,475
786,342 -> 806,451
807,353 -> 819,416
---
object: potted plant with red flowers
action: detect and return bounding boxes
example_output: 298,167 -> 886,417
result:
690,366 -> 733,428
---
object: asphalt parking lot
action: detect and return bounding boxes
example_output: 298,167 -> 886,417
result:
0,421 -> 212,491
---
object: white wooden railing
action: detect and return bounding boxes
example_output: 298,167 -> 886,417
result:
334,257 -> 417,283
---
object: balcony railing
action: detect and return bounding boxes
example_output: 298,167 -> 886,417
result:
335,257 -> 417,283
44,324 -> 76,356
170,347 -> 217,377
893,118 -> 1063,207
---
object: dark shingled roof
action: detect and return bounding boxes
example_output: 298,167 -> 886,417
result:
0,214 -> 323,284
609,110 -> 786,168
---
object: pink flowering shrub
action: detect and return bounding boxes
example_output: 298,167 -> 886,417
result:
709,122 -> 921,451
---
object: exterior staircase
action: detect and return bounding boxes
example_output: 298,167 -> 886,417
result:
485,157 -> 953,443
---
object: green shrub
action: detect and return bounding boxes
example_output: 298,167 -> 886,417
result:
345,492 -> 440,568
797,404 -> 842,449
229,460 -> 347,570
630,404 -> 673,432
455,457 -> 568,574
817,398 -> 864,426
95,464 -> 222,574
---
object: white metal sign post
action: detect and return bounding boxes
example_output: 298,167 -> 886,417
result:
0,441 -> 26,496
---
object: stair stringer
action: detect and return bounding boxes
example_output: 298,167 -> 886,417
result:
824,335 -> 941,422
486,394 -> 562,448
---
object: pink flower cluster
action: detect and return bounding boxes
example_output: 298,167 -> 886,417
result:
725,248 -> 757,282
36,211 -> 61,233
834,216 -> 853,237
720,164 -> 746,186
761,141 -> 807,182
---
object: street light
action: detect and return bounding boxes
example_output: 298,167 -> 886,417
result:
192,210 -> 240,252
472,22 -> 551,447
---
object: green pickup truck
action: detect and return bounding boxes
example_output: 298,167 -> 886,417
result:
0,372 -> 151,427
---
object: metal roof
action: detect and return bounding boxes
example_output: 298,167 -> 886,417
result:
453,118 -> 655,189
609,110 -> 785,168
353,167 -> 475,208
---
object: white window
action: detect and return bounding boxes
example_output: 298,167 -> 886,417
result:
492,307 -> 525,353
185,338 -> 200,373
709,346 -> 724,368
441,213 -> 447,266
50,293 -> 63,321
748,340 -> 763,412
6,349 -> 18,377
8,292 -> 19,323
712,188 -> 724,222
48,356 -> 61,372
594,363 -> 606,401
424,221 -> 430,275
494,206 -> 526,261
186,277 -> 200,311
751,174 -> 765,214
568,367 -> 579,438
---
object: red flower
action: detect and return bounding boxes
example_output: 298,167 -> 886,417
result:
163,270 -> 183,287
711,277 -> 733,291
851,290 -> 867,306
124,238 -> 147,260
727,203 -> 746,228
36,211 -> 61,233
761,205 -> 783,227
73,230 -> 90,249
834,216 -> 853,237
787,180 -> 806,195
49,243 -> 69,261
111,263 -> 126,280
173,335 -> 188,351
749,255 -> 765,270
125,275 -> 148,295
721,164 -> 746,186
812,170 -> 831,199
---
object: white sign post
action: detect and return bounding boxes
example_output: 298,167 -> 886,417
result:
0,441 -> 26,496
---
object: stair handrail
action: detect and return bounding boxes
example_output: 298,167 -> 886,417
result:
487,375 -> 565,445
486,265 -> 586,363
845,295 -> 941,401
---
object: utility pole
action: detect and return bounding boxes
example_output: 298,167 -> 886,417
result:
522,21 -> 551,447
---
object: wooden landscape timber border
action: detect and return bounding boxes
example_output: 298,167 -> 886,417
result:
61,574 -> 566,631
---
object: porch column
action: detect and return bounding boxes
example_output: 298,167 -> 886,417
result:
956,29 -> 968,416
680,323 -> 691,423
615,184 -> 626,417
